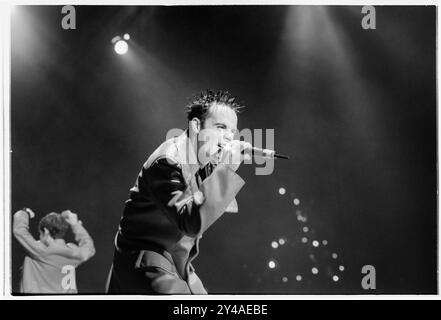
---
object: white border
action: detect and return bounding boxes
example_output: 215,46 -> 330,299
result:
1,1 -> 439,300
0,3 -> 12,300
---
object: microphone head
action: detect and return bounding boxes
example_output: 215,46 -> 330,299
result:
274,153 -> 290,160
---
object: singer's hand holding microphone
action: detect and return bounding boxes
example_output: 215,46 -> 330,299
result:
217,140 -> 289,172
217,140 -> 252,172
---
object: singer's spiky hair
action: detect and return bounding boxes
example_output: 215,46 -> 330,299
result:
185,90 -> 244,123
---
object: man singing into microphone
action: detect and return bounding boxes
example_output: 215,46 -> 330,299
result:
106,90 -> 251,294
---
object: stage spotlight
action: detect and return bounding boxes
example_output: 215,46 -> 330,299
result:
312,240 -> 319,247
114,40 -> 128,55
278,187 -> 286,195
322,240 -> 328,246
282,276 -> 288,283
333,275 -> 339,282
293,198 -> 300,205
311,267 -> 319,275
268,260 -> 277,269
271,241 -> 279,249
303,226 -> 309,233
332,253 -> 338,259
278,238 -> 286,245
301,237 -> 308,243
123,33 -> 130,40
296,275 -> 302,281
339,265 -> 345,271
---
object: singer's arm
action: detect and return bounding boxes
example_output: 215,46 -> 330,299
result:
145,158 -> 203,237
145,158 -> 245,236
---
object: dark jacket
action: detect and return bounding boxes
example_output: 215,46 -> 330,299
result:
107,131 -> 245,294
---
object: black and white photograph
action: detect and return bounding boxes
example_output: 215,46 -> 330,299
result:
4,3 -> 438,296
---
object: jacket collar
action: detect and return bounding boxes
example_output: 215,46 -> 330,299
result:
174,130 -> 200,186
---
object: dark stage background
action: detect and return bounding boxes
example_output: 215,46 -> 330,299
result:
11,6 -> 437,294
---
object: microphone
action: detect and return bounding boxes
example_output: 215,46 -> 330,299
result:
243,146 -> 290,160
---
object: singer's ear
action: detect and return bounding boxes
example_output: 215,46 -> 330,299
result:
190,117 -> 201,134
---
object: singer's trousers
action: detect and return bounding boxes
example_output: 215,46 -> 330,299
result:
106,249 -> 207,294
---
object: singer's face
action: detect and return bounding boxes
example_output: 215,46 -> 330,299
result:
197,103 -> 238,165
